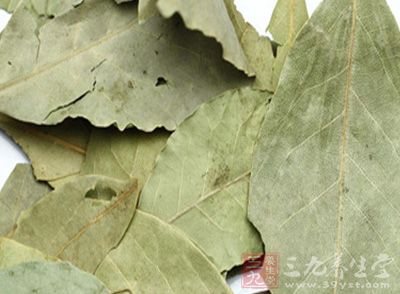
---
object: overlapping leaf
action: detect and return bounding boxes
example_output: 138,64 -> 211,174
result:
95,211 -> 232,294
0,261 -> 110,293
268,0 -> 308,89
0,0 -> 83,15
141,0 -> 279,91
148,0 -> 254,76
0,0 -> 248,131
0,164 -> 50,237
12,175 -> 138,272
0,113 -> 168,189
1,0 -> 398,292
0,115 -> 90,182
140,87 -> 268,272
249,0 -> 400,292
0,238 -> 55,269
81,128 -> 169,189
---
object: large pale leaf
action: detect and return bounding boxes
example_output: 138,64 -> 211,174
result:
140,87 -> 267,272
0,238 -> 56,269
0,0 -> 248,131
95,211 -> 232,294
0,261 -> 110,293
12,175 -> 138,272
0,164 -> 50,237
268,0 -> 308,89
0,115 -> 90,182
249,0 -> 400,292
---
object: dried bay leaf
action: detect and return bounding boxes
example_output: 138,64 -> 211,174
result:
0,114 -> 90,182
0,0 -> 16,12
0,238 -> 55,269
153,0 -> 254,76
48,127 -> 169,189
139,87 -> 268,272
268,0 -> 309,48
81,128 -> 169,189
0,0 -> 83,16
0,164 -> 50,237
95,211 -> 232,294
0,261 -> 110,294
268,0 -> 308,89
12,175 -> 138,272
114,0 -> 132,4
142,0 -> 277,91
0,114 -> 167,188
138,0 -> 158,23
0,0 -> 248,131
249,0 -> 400,292
223,0 -> 276,92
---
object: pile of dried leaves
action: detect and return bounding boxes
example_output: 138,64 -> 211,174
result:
0,0 -> 399,293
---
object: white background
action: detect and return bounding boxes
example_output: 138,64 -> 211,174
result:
1,0 -> 399,189
0,2 -> 400,292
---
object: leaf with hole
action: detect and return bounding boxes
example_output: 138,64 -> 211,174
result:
141,0 -> 254,76
12,175 -> 138,273
140,0 -> 278,91
0,0 -> 248,131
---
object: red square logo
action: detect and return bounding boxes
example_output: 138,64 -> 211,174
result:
241,253 -> 279,289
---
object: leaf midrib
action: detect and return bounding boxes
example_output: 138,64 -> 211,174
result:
55,181 -> 138,257
168,171 -> 250,223
334,0 -> 357,292
0,17 -> 137,94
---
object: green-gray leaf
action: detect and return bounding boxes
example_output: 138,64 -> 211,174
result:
140,87 -> 267,272
49,127 -> 169,189
141,0 -> 277,91
0,0 -> 83,16
154,0 -> 254,76
12,175 -> 138,272
0,0 -> 248,131
249,0 -> 400,292
81,128 -> 169,189
0,0 -> 16,12
0,238 -> 56,270
95,210 -> 232,294
223,0 -> 276,91
0,115 -> 90,182
0,261 -> 110,294
268,0 -> 308,89
138,0 -> 158,23
0,164 -> 50,237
